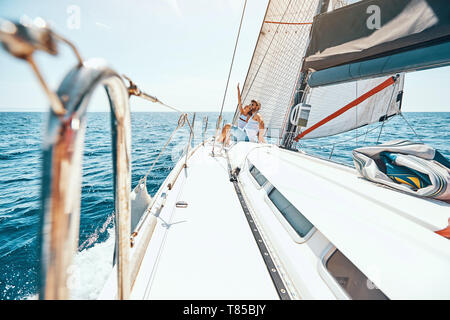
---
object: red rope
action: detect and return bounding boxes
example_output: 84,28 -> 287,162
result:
294,76 -> 397,141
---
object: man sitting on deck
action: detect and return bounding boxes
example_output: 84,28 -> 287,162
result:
217,84 -> 266,146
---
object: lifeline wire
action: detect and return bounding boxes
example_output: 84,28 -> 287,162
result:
142,113 -> 190,182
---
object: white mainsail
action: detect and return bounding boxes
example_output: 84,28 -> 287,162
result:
234,0 -> 323,140
235,0 -> 405,143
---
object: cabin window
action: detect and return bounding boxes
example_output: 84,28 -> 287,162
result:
267,188 -> 313,237
325,249 -> 388,300
249,165 -> 267,187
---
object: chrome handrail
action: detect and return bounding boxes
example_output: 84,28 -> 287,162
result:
40,60 -> 132,300
1,18 -> 200,300
0,19 -> 132,299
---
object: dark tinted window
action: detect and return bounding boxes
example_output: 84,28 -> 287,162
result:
326,249 -> 388,300
268,188 -> 313,237
249,165 -> 267,187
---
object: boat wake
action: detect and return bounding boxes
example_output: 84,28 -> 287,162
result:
21,226 -> 115,300
69,228 -> 115,300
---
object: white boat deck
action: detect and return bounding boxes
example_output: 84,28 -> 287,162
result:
99,140 -> 450,300
129,142 -> 279,299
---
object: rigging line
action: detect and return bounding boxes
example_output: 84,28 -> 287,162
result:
279,0 -> 329,147
363,118 -> 371,143
142,114 -> 188,181
231,1 -> 271,126
218,0 -> 248,118
364,76 -> 391,143
124,75 -> 185,114
400,112 -> 423,143
295,76 -> 397,141
297,116 -> 395,152
157,100 -> 184,114
140,93 -> 184,114
212,0 -> 247,157
376,81 -> 399,144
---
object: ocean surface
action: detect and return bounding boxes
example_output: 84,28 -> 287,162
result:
0,111 -> 449,299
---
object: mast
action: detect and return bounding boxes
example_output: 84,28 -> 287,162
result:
280,0 -> 329,149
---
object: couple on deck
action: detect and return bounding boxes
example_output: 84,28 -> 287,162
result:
217,84 -> 266,146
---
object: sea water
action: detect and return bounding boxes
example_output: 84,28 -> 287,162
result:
0,111 -> 448,299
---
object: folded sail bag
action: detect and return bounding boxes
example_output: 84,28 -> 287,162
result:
353,140 -> 450,200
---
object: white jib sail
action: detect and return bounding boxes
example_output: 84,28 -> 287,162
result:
299,74 -> 405,140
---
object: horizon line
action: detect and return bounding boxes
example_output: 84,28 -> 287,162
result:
0,110 -> 449,113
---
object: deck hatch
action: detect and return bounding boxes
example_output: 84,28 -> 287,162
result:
324,249 -> 388,300
249,164 -> 268,187
267,188 -> 313,238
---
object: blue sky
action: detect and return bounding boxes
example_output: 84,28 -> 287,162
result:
0,0 -> 449,112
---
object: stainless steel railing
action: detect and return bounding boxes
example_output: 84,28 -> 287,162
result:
0,17 -> 199,300
0,18 -> 133,299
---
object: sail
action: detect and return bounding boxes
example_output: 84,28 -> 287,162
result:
234,0 -> 323,141
290,0 -> 418,140
235,0 -> 405,143
297,74 -> 404,140
304,0 -> 450,87
304,0 -> 450,72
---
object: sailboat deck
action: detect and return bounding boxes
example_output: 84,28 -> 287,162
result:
130,142 -> 279,299
97,140 -> 450,300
